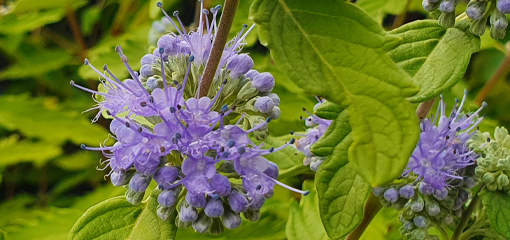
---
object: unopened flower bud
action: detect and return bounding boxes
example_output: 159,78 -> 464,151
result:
228,190 -> 249,213
498,173 -> 510,187
498,0 -> 510,14
422,0 -> 440,12
384,188 -> 399,203
186,192 -> 206,208
433,188 -> 449,200
126,188 -> 145,205
140,64 -> 154,78
310,158 -> 324,172
226,54 -> 254,79
483,172 -> 496,184
254,96 -> 275,113
249,195 -> 266,210
245,69 -> 259,80
464,177 -> 476,189
403,221 -> 416,231
158,189 -> 179,207
146,77 -> 160,90
267,93 -> 280,106
373,187 -> 386,197
141,54 -> 157,65
192,211 -> 212,233
426,201 -> 440,216
111,171 -> 134,187
411,228 -> 428,240
179,202 -> 198,223
208,218 -> 225,235
210,174 -> 232,197
419,182 -> 434,195
134,155 -> 160,176
410,197 -> 425,212
439,0 -> 456,13
263,161 -> 279,179
392,198 -> 408,211
466,0 -> 488,20
222,207 -> 242,229
157,205 -> 174,220
243,208 -> 261,222
490,9 -> 508,39
175,215 -> 191,228
413,215 -> 430,228
399,185 -> 415,199
439,12 -> 456,28
470,17 -> 489,36
205,198 -> 224,218
453,197 -> 464,210
444,214 -> 453,224
269,106 -> 281,120
129,173 -> 151,193
251,72 -> 275,93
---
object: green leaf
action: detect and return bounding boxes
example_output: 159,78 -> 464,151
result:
251,0 -> 420,187
356,0 -> 408,23
286,180 -> 329,240
0,49 -> 73,80
0,135 -> 62,168
480,189 -> 510,238
313,108 -> 371,239
313,101 -> 343,121
69,190 -> 177,240
263,135 -> 304,170
0,9 -> 65,34
0,94 -> 108,145
388,20 -> 480,103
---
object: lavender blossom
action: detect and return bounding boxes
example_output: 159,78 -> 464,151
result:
71,0 -> 308,233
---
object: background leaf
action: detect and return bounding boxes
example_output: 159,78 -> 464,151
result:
251,0 -> 420,187
480,189 -> 510,238
388,20 -> 480,102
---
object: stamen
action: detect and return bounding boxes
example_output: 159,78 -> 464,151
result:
115,46 -> 150,97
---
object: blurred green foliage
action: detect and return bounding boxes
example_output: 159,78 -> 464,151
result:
0,0 -> 508,239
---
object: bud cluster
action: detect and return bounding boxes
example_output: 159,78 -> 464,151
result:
471,126 -> 510,192
421,0 -> 510,39
374,177 -> 475,240
292,99 -> 332,172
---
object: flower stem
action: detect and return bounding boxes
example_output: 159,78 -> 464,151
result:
451,184 -> 484,240
416,97 -> 436,119
345,192 -> 382,240
474,50 -> 510,106
199,0 -> 240,98
65,7 -> 87,60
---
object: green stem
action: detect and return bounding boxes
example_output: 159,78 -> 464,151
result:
199,0 -> 240,98
432,223 -> 450,240
345,192 -> 382,240
278,164 -> 312,180
451,184 -> 484,240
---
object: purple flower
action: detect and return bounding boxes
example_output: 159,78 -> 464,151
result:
403,92 -> 485,192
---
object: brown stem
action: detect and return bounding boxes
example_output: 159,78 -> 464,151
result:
475,51 -> 510,106
391,0 -> 410,29
416,98 -> 436,119
65,7 -> 87,59
199,0 -> 240,98
345,192 -> 383,240
451,184 -> 484,240
38,164 -> 48,206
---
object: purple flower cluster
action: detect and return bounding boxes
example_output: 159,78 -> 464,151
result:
403,92 -> 485,193
293,99 -> 332,172
71,0 -> 307,233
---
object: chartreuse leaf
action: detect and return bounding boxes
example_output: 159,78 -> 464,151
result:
286,180 -> 329,240
480,189 -> 510,238
0,49 -> 73,80
0,135 -> 62,168
262,135 -> 304,170
69,190 -> 177,240
251,0 -> 420,187
313,107 -> 371,240
388,20 -> 480,103
356,0 -> 408,23
0,94 -> 108,145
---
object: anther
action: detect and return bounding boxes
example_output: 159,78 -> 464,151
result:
175,132 -> 182,139
170,107 -> 176,113
105,110 -> 112,116
256,185 -> 262,190
189,55 -> 194,61
227,139 -> 235,148
289,138 -> 295,144
149,96 -> 154,103
303,191 -> 310,196
125,122 -> 131,128
70,80 -> 75,86
80,144 -> 86,150
456,127 -> 461,132
177,105 -> 182,110
487,138 -> 491,142
237,147 -> 246,155
156,1 -> 162,7
220,147 -> 225,152
482,102 -> 488,107
221,105 -> 228,112
222,79 -> 228,84
266,117 -> 272,123
140,102 -> 147,107
268,147 -> 274,152
137,127 -> 142,133
173,10 -> 179,16
222,152 -> 229,158
159,47 -> 165,54
84,59 -> 90,65
160,146 -> 166,152
290,131 -> 294,135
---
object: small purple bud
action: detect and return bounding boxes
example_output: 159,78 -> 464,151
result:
413,215 -> 429,228
192,212 -> 212,233
249,195 -> 266,210
204,198 -> 224,218
427,201 -> 440,216
140,64 -> 154,78
433,188 -> 449,200
251,72 -> 275,93
141,54 -> 157,65
372,187 -> 386,197
109,119 -> 123,134
498,0 -> 510,14
158,189 -> 178,207
464,177 -> 476,189
146,77 -> 159,90
245,69 -> 259,80
410,198 -> 424,212
418,182 -> 434,195
466,1 -> 488,20
185,192 -> 206,208
129,173 -> 151,193
254,96 -> 275,113
210,174 -> 231,197
403,221 -> 415,231
383,188 -> 399,203
179,202 -> 198,223
226,54 -> 254,79
228,190 -> 249,213
399,185 -> 415,199
439,0 -> 456,13
263,161 -> 279,179
269,106 -> 281,120
111,171 -> 133,187
457,189 -> 470,203
267,93 -> 280,106
154,166 -> 179,187
221,210 -> 242,229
